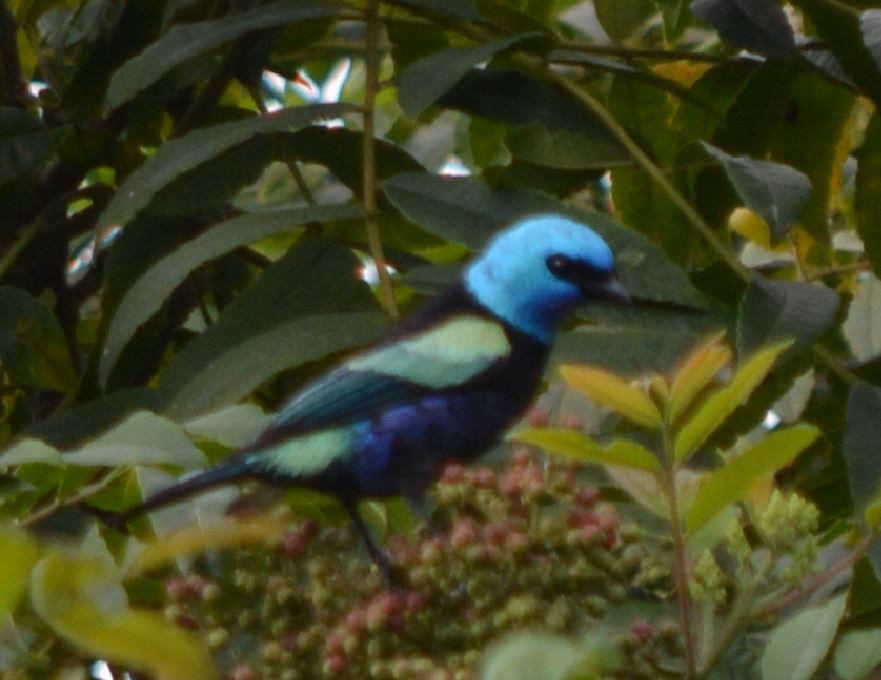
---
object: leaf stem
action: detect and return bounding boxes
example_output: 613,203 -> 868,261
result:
662,427 -> 697,679
362,0 -> 399,318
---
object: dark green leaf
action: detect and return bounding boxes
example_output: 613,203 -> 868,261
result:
0,287 -> 76,393
99,204 -> 364,387
691,0 -> 795,59
594,0 -> 657,42
856,113 -> 881,278
157,239 -> 386,418
768,74 -> 854,242
0,109 -> 58,186
398,35 -> 538,118
106,1 -> 343,109
736,277 -> 840,358
504,124 -> 629,169
795,0 -> 881,108
702,142 -> 812,242
96,104 -> 356,232
394,0 -> 480,20
843,382 -> 881,511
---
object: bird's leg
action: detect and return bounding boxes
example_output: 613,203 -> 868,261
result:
341,498 -> 403,588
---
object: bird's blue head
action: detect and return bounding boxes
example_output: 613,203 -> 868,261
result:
464,214 -> 630,343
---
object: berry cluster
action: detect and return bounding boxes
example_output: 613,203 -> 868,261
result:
158,446 -> 677,679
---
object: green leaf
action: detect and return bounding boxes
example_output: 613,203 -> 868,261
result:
685,424 -> 819,534
395,0 -> 480,20
856,113 -> 881,279
761,593 -> 848,680
99,203 -> 363,386
843,274 -> 881,361
736,276 -> 840,358
0,108 -> 57,185
105,1 -> 343,109
834,628 -> 881,680
481,633 -> 607,680
63,411 -> 206,469
691,0 -> 795,59
560,364 -> 662,430
383,172 -> 705,308
0,528 -> 38,616
504,124 -> 629,170
795,0 -> 881,108
0,286 -> 77,392
512,427 -> 661,472
157,239 -> 386,419
96,104 -> 356,233
31,550 -> 218,680
768,74 -> 854,242
0,438 -> 63,466
183,404 -> 272,449
702,143 -> 811,243
674,339 -> 791,462
398,35 -> 537,118
843,382 -> 881,512
594,0 -> 656,42
669,333 -> 732,424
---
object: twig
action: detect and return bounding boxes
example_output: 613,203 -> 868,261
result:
362,0 -> 399,318
18,468 -> 126,528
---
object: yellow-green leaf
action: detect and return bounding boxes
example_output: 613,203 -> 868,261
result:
674,339 -> 792,462
561,365 -> 662,430
865,498 -> 881,529
685,424 -> 819,534
0,528 -> 38,615
512,427 -> 661,471
669,333 -> 731,423
31,551 -> 217,680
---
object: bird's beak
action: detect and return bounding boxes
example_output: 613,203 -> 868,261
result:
585,276 -> 631,305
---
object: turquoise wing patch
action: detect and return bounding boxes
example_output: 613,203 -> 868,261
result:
251,426 -> 355,477
346,316 -> 511,388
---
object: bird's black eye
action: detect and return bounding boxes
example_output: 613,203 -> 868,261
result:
546,254 -> 570,275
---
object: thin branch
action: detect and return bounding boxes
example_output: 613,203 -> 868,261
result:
556,40 -> 740,64
18,468 -> 126,528
362,0 -> 399,318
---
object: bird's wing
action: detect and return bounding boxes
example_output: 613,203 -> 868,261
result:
256,315 -> 512,442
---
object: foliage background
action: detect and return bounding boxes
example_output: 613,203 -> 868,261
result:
1,0 -> 881,678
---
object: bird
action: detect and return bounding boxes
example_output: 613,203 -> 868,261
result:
100,213 -> 630,582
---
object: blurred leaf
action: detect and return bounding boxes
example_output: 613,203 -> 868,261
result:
0,286 -> 76,392
383,172 -> 705,308
512,427 -> 660,471
761,593 -> 847,680
183,403 -> 272,449
0,438 -> 63,466
504,124 -> 628,170
31,550 -> 217,680
594,0 -> 656,42
702,143 -> 811,243
96,104 -> 355,233
278,127 -> 424,196
560,364 -> 662,430
768,74 -> 853,242
157,239 -> 386,419
737,277 -> 840,358
686,424 -> 819,534
843,382 -> 881,512
691,0 -> 795,59
0,108 -> 57,186
803,0 -> 881,107
395,0 -> 480,20
834,628 -> 881,680
674,339 -> 792,462
0,528 -> 38,615
63,411 -> 206,469
438,69 -> 626,155
856,113 -> 881,279
99,203 -> 363,386
669,332 -> 732,424
106,1 -> 342,109
843,274 -> 881,361
481,632 -> 614,680
123,516 -> 288,577
398,34 -> 537,118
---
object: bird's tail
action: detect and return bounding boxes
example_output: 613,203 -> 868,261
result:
86,460 -> 254,532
